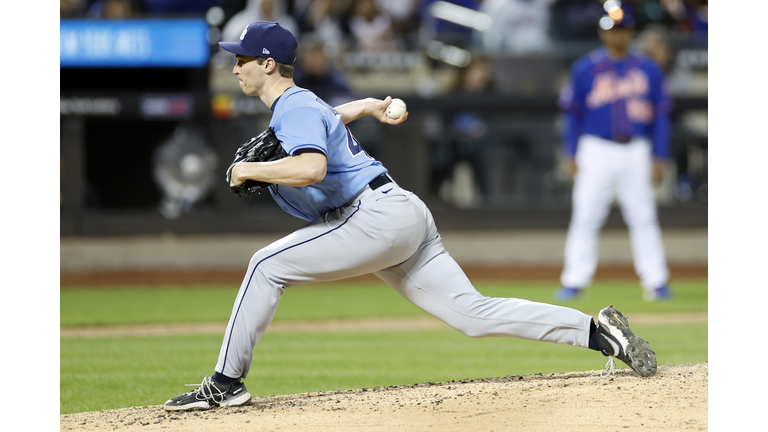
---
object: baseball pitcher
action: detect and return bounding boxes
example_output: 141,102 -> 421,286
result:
163,20 -> 658,412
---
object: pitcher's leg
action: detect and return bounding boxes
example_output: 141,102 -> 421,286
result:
216,188 -> 424,379
376,236 -> 593,347
215,264 -> 284,380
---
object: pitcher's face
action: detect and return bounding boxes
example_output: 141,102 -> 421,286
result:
233,55 -> 264,96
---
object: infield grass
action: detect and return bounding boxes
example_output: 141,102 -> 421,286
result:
60,280 -> 708,414
60,280 -> 708,327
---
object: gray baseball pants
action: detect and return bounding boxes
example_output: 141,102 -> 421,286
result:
215,183 -> 593,379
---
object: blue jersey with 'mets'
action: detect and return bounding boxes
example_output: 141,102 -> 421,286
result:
558,47 -> 672,159
266,86 -> 387,222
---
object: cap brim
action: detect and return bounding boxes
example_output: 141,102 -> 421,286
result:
219,41 -> 256,56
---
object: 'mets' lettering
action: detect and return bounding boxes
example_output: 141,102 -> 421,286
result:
626,99 -> 653,124
586,69 -> 650,109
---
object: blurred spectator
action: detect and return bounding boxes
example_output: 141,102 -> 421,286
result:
637,24 -> 694,95
476,0 -> 557,54
549,0 -> 606,42
74,0 -> 220,17
661,0 -> 707,34
550,1 -> 678,44
452,55 -> 496,94
293,34 -> 355,106
623,0 -> 677,30
61,0 -> 88,17
375,0 -> 420,49
85,0 -> 142,18
292,0 -> 346,49
142,0 -> 217,15
426,56 -> 497,204
221,0 -> 299,45
637,24 -> 673,73
343,0 -> 404,52
216,0 -> 248,29
418,0 -> 482,50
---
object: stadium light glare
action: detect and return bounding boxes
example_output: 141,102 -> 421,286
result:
603,0 -> 622,13
599,16 -> 616,30
429,1 -> 493,32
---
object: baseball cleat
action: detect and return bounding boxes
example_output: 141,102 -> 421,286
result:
163,376 -> 251,411
595,305 -> 657,377
554,287 -> 583,301
643,286 -> 673,302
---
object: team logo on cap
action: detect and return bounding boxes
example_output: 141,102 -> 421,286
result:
240,27 -> 248,40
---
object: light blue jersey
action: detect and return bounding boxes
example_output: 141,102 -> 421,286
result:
267,86 -> 387,221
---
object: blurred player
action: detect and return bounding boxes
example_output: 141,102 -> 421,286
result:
554,2 -> 673,302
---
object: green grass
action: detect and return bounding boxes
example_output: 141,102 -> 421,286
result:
60,280 -> 708,327
60,323 -> 707,414
60,280 -> 708,414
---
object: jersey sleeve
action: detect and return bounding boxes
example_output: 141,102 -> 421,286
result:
651,111 -> 671,159
647,62 -> 673,159
276,107 -> 329,156
561,111 -> 583,158
558,62 -> 588,157
648,62 -> 673,119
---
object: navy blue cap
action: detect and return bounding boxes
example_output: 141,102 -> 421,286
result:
599,1 -> 636,30
219,21 -> 298,65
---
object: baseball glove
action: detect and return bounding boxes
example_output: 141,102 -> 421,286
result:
226,127 -> 288,197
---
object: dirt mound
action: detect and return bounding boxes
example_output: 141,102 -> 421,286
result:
60,363 -> 707,431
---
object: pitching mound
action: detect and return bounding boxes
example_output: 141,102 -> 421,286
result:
61,362 -> 707,431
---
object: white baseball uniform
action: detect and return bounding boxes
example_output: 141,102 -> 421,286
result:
558,46 -> 672,293
560,135 -> 669,290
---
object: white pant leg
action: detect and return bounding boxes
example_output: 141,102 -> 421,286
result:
561,136 -> 619,289
376,194 -> 593,348
615,140 -> 670,290
215,185 -> 427,379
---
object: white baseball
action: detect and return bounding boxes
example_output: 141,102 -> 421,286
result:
386,98 -> 407,119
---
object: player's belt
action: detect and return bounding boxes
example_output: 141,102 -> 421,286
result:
612,135 -> 633,144
369,173 -> 393,190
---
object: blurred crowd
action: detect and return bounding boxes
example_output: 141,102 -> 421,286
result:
61,0 -> 707,55
61,0 -> 708,209
59,0 -> 709,100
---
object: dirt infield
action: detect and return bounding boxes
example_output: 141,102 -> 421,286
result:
60,362 -> 707,432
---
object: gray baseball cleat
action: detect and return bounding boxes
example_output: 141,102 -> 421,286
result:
595,305 -> 657,377
164,376 -> 251,411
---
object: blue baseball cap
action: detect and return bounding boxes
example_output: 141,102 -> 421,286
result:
599,1 -> 636,30
219,21 -> 298,65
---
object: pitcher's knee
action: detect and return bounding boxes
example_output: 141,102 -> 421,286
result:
455,323 -> 489,338
247,251 -> 288,288
249,248 -> 273,267
449,314 -> 495,338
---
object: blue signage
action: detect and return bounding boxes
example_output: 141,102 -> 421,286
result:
60,19 -> 210,67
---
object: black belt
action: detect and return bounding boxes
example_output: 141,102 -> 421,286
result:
612,135 -> 633,144
369,173 -> 393,190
